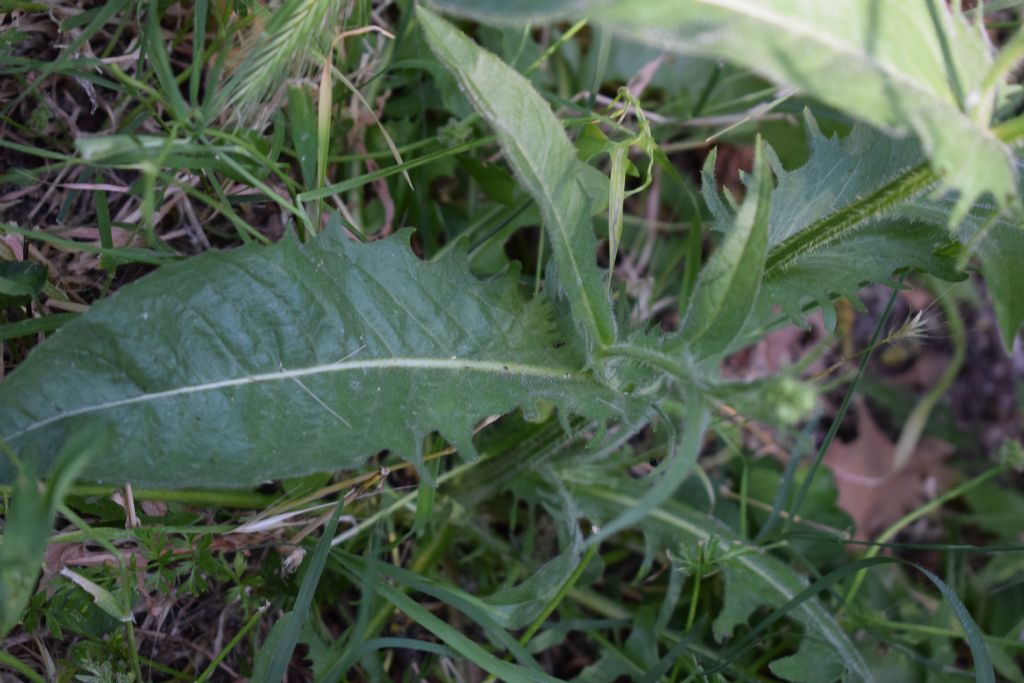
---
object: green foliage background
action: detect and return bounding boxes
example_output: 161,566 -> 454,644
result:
1,0 -> 1023,680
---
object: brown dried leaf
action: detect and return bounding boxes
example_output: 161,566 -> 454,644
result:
723,312 -> 827,381
825,397 -> 955,539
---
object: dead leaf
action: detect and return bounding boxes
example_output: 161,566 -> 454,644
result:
42,543 -> 148,595
723,312 -> 827,381
141,500 -> 168,517
825,397 -> 955,539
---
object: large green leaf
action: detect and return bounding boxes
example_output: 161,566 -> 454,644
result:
762,113 -> 925,253
759,113 -> 1022,347
417,6 -> 617,352
428,0 -> 1017,217
0,221 -> 644,488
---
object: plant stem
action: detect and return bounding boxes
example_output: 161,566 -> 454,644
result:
864,615 -> 1024,651
195,603 -> 270,683
125,621 -> 145,683
60,485 -> 275,508
685,546 -> 703,631
602,342 -> 701,388
330,459 -> 482,547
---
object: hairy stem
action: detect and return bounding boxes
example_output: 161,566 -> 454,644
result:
765,112 -> 1024,277
765,163 -> 937,275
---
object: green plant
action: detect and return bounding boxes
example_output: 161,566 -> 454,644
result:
2,0 -> 1023,680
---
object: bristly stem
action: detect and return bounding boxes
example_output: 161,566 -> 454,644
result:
764,164 -> 937,275
764,111 -> 1024,278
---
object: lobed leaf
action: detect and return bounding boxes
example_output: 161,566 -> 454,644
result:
763,113 -> 926,253
715,566 -> 846,682
0,220 -> 644,488
759,115 -> 1023,347
705,114 -> 963,330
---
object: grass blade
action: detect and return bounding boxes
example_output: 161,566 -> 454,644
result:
369,580 -> 562,683
785,278 -> 903,530
261,495 -> 346,682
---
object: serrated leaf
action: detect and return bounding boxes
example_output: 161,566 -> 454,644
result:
707,114 -> 964,328
765,114 -> 926,251
762,222 -> 962,322
676,137 -> 771,358
716,565 -> 846,682
428,0 -> 1017,216
699,148 -> 732,231
418,6 -> 617,352
0,220 -> 643,488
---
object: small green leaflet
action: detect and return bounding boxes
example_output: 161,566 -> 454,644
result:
675,136 -> 771,358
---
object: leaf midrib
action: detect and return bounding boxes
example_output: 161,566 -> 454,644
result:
763,163 -> 938,277
455,66 -> 613,347
4,357 -> 593,442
